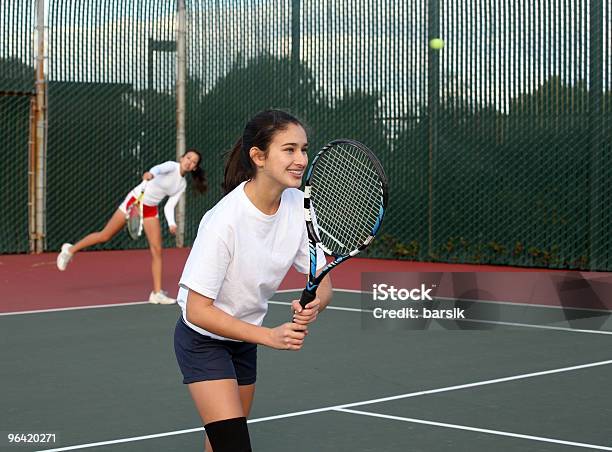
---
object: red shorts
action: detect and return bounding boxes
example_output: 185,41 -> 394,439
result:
120,193 -> 158,218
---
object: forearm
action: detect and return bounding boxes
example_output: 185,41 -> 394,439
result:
163,203 -> 177,227
316,274 -> 333,313
163,192 -> 183,227
185,290 -> 271,346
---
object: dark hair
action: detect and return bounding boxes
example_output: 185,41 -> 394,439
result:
185,149 -> 208,194
222,109 -> 305,194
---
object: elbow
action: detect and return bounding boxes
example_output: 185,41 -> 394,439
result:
185,302 -> 196,325
185,297 -> 211,329
185,289 -> 215,329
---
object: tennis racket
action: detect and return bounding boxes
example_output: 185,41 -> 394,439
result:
299,139 -> 388,308
126,182 -> 147,240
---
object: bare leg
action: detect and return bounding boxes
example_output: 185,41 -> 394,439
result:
238,384 -> 256,417
189,380 -> 254,452
143,217 -> 163,293
201,384 -> 255,452
69,210 -> 126,254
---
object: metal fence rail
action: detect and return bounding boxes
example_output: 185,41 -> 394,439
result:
1,0 -> 611,270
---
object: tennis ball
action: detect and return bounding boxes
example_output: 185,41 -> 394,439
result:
429,38 -> 444,50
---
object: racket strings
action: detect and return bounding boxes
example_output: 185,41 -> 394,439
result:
126,196 -> 144,239
313,150 -> 379,243
126,184 -> 146,240
310,143 -> 384,254
312,181 -> 379,253
312,150 -> 380,221
126,207 -> 140,238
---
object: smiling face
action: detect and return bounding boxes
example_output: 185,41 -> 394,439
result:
254,123 -> 309,190
180,151 -> 200,174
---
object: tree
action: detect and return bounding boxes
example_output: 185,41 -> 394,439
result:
183,53 -> 391,244
0,58 -> 34,252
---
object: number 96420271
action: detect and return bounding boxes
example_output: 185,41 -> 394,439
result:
4,432 -> 57,446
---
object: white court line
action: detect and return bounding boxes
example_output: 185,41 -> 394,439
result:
36,428 -> 205,451
435,295 -> 612,313
2,297 -> 609,335
336,408 -> 612,451
36,359 -> 612,451
5,297 -> 606,336
461,318 -> 612,335
268,301 -> 612,335
4,287 -> 610,316
274,288 -> 612,313
0,301 -> 150,316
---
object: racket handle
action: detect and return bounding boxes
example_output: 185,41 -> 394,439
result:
299,289 -> 317,308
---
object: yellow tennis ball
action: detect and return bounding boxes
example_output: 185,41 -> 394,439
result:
429,38 -> 444,50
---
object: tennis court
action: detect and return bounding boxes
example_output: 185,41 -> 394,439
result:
3,1 -> 612,450
1,251 -> 611,452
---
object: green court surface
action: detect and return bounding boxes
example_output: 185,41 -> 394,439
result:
1,291 -> 611,451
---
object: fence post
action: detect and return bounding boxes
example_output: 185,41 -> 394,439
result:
588,0 -> 604,270
32,0 -> 47,253
291,0 -> 300,107
176,0 -> 187,247
427,0 -> 440,258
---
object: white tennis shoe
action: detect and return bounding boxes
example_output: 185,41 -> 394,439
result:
56,243 -> 74,271
149,290 -> 176,305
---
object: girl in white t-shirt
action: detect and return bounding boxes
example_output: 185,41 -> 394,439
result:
56,149 -> 207,304
174,110 -> 332,452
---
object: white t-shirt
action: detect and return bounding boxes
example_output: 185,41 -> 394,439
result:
131,161 -> 186,227
177,181 -> 326,341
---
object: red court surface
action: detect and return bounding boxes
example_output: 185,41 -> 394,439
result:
1,249 -> 611,313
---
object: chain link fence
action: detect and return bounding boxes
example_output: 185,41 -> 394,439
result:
45,1 -> 178,251
1,0 -> 36,253
1,0 -> 611,270
0,93 -> 32,253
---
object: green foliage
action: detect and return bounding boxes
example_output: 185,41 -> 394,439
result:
185,53 -> 390,242
0,92 -> 30,252
363,234 -> 420,260
0,57 -> 34,92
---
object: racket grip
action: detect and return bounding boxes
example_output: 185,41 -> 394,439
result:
299,289 -> 317,308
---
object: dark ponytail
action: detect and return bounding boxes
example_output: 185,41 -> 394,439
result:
186,149 -> 208,194
222,109 -> 304,194
222,137 -> 256,194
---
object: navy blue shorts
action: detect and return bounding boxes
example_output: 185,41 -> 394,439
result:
174,317 -> 257,385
